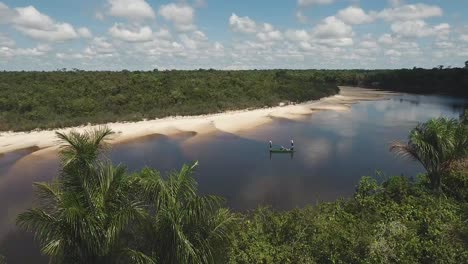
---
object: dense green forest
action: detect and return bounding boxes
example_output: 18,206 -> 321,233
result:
359,68 -> 468,96
7,112 -> 467,264
0,70 -> 338,131
1,67 -> 467,131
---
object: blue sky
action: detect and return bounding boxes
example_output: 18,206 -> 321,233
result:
0,0 -> 467,70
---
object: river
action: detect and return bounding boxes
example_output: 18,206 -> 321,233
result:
0,91 -> 466,263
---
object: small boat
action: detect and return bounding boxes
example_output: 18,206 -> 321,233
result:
270,148 -> 295,153
269,140 -> 295,153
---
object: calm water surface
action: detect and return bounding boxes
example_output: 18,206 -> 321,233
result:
0,92 -> 466,263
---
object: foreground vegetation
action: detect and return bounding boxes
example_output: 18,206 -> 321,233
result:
9,112 -> 467,263
1,66 -> 467,131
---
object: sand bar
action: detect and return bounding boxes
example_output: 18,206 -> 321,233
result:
0,87 -> 395,155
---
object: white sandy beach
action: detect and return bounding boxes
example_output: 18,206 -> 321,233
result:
0,87 -> 395,155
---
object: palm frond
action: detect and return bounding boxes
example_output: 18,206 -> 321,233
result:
16,209 -> 59,241
33,181 -> 62,209
119,248 -> 156,264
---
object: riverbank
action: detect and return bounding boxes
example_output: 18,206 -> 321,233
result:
0,87 -> 394,155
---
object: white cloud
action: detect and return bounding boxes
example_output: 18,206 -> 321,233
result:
0,2 -> 15,24
85,37 -> 115,56
360,40 -> 378,49
378,4 -> 443,22
0,33 -> 15,47
461,34 -> 468,43
109,23 -> 153,42
228,15 -> 282,43
285,30 -> 311,42
13,6 -> 54,29
159,3 -> 195,32
154,28 -> 172,40
257,30 -> 282,42
385,49 -> 401,57
0,44 -> 50,58
337,6 -> 374,25
229,13 -> 257,34
78,27 -> 92,38
312,16 -> 354,39
317,38 -> 353,47
391,20 -> 450,38
56,52 -> 87,60
298,0 -> 335,7
108,0 -> 155,20
0,5 -> 78,42
378,33 -> 396,45
434,41 -> 454,49
16,23 -> 78,42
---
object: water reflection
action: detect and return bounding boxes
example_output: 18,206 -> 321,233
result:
0,93 -> 466,263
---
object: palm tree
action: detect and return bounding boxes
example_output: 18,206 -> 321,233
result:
390,118 -> 468,190
17,127 -> 154,263
136,162 -> 236,264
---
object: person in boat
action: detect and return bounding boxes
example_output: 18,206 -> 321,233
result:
280,139 -> 293,151
269,140 -> 272,150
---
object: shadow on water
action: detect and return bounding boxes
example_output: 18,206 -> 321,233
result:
0,93 -> 467,262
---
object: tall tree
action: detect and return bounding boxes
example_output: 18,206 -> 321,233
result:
16,127 -> 153,263
136,162 -> 236,264
390,118 -> 468,190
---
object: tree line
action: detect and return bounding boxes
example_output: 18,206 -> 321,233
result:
3,112 -> 466,263
1,67 -> 467,132
0,70 -> 338,131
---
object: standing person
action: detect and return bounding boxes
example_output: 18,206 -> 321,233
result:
290,139 -> 294,151
269,140 -> 272,150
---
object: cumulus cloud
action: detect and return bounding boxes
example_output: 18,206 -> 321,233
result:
337,6 -> 375,25
109,23 -> 153,42
229,13 -> 257,34
179,30 -> 207,49
0,44 -> 50,58
391,20 -> 450,38
257,30 -> 282,42
312,16 -> 354,39
0,2 -> 15,24
378,33 -> 397,45
461,34 -> 468,43
434,41 -> 454,49
159,3 -> 195,32
285,30 -> 311,42
108,0 -> 155,20
228,15 -> 283,43
360,40 -> 379,49
378,4 -> 442,22
0,4 -> 79,42
385,49 -> 401,57
84,37 -> 115,57
78,27 -> 92,38
154,28 -> 172,40
0,33 -> 15,47
14,6 -> 78,41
